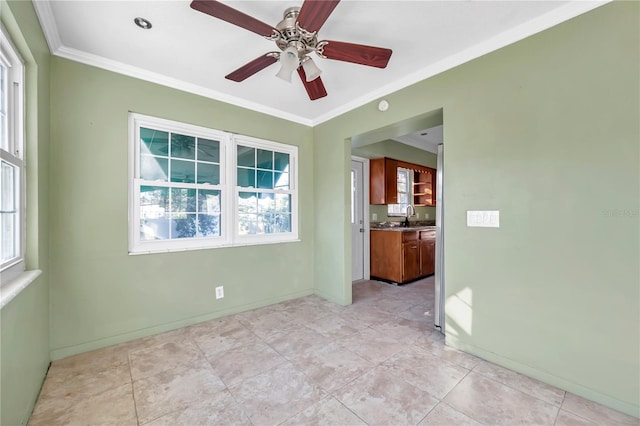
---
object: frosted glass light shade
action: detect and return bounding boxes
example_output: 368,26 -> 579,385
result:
302,57 -> 322,82
276,47 -> 299,82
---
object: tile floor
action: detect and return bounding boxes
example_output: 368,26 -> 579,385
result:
29,277 -> 638,425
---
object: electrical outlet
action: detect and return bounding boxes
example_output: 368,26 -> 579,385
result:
416,213 -> 420,219
425,213 -> 429,219
215,286 -> 224,299
372,213 -> 377,221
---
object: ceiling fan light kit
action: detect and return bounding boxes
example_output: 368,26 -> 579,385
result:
190,0 -> 393,100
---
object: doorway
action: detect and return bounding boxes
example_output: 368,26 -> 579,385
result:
351,157 -> 370,282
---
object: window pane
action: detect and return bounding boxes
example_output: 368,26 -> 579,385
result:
198,138 -> 220,163
0,62 -> 7,152
140,186 -> 169,241
1,212 -> 17,262
197,163 -> 219,185
1,161 -> 16,211
140,127 -> 168,156
198,189 -> 221,214
258,193 -> 275,213
238,213 -> 257,235
273,213 -> 291,233
171,159 -> 195,183
171,188 -> 196,212
171,133 -> 196,160
274,152 -> 289,172
257,170 -> 273,189
198,214 -> 220,237
172,213 -> 197,238
237,145 -> 255,167
140,155 -> 168,181
274,172 -> 289,189
275,194 -> 291,213
257,149 -> 273,169
237,168 -> 255,187
238,192 -> 257,213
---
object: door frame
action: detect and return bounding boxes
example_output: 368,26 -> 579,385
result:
351,156 -> 370,281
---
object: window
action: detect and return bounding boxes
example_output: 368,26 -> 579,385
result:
0,25 -> 25,282
129,114 -> 298,254
388,167 -> 412,216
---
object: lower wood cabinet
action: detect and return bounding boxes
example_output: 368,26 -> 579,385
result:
371,229 -> 436,284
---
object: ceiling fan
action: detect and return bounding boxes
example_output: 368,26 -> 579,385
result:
190,0 -> 393,100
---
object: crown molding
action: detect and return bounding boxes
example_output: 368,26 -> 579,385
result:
32,0 -> 610,127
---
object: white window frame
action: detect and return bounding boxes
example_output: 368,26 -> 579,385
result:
388,167 -> 412,216
129,113 -> 299,254
232,134 -> 298,246
0,24 -> 25,284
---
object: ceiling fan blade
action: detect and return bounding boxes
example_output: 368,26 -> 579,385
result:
319,40 -> 392,68
225,54 -> 278,82
297,0 -> 340,33
191,0 -> 276,37
297,67 -> 327,100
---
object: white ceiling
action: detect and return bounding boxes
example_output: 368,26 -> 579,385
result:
33,0 -> 608,126
393,125 -> 443,154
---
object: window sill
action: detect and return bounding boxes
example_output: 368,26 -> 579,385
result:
0,270 -> 42,310
129,238 -> 301,255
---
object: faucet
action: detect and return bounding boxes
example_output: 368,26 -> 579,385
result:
403,205 -> 415,227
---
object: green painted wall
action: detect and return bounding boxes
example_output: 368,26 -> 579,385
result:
315,1 -> 639,417
353,139 -> 437,222
48,58 -> 315,358
1,1 -> 51,425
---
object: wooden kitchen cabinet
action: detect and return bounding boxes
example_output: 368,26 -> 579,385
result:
413,168 -> 436,207
370,157 -> 436,206
369,157 -> 399,204
419,230 -> 436,277
371,229 -> 435,284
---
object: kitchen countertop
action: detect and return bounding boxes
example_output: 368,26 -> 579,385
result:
370,221 -> 436,232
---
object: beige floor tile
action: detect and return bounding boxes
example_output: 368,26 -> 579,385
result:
419,402 -> 483,426
207,340 -> 287,386
280,302 -> 334,324
334,365 -> 439,426
339,305 -> 399,328
473,360 -> 565,406
337,326 -> 405,364
50,344 -> 129,376
142,389 -> 252,426
370,317 -> 431,344
184,315 -> 246,340
413,335 -> 481,370
264,325 -> 332,358
382,345 -> 469,399
554,409 -> 596,425
29,383 -> 137,426
37,363 -> 131,402
290,341 -> 375,392
303,314 -> 365,339
229,363 -> 327,425
396,303 -> 434,322
561,393 -> 639,425
238,309 -> 301,339
282,396 -> 367,426
192,322 -> 258,356
444,371 -> 559,425
129,339 -> 206,381
132,363 -> 226,424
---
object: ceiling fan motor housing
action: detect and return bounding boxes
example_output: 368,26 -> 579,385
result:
274,7 -> 318,59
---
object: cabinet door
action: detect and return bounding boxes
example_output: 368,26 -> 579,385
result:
420,239 -> 435,276
402,241 -> 421,282
370,158 -> 398,204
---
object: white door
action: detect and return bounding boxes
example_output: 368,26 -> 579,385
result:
351,160 -> 365,281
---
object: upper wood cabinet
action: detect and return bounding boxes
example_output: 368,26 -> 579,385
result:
413,168 -> 436,207
370,158 -> 399,205
370,157 -> 436,206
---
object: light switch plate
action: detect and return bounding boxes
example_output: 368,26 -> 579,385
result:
372,213 -> 377,221
467,210 -> 500,227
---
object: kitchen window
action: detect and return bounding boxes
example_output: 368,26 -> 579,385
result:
129,114 -> 298,254
388,167 -> 412,216
0,25 -> 25,283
